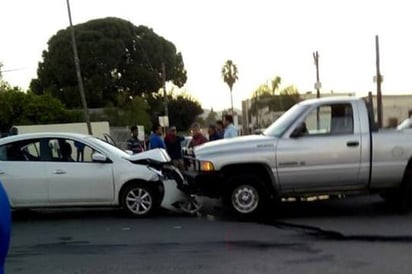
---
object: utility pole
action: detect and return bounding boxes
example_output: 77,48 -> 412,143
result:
313,51 -> 321,129
313,51 -> 321,98
375,35 -> 383,129
66,0 -> 92,135
162,62 -> 169,118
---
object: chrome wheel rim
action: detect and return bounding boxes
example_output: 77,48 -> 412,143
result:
178,196 -> 201,214
232,185 -> 259,214
125,187 -> 153,215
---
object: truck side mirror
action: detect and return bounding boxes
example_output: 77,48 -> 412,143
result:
290,122 -> 308,138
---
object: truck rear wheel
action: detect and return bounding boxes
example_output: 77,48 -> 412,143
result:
382,168 -> 412,212
224,174 -> 268,217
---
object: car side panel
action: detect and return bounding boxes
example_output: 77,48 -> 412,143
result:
0,162 -> 48,207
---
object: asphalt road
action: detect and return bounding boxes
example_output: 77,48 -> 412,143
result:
6,195 -> 412,274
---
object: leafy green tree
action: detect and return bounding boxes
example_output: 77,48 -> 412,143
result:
97,93 -> 152,130
250,77 -> 300,115
31,17 -> 187,108
221,60 -> 238,112
166,94 -> 203,131
147,93 -> 203,131
270,76 -> 282,96
205,108 -> 218,126
0,89 -> 81,133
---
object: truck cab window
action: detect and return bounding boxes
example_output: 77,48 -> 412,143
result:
303,103 -> 354,136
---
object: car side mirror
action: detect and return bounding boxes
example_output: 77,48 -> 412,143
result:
92,152 -> 108,163
290,122 -> 307,138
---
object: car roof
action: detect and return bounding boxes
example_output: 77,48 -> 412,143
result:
0,132 -> 93,145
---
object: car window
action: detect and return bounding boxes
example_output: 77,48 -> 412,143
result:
303,103 -> 354,136
47,138 -> 102,163
0,139 -> 41,161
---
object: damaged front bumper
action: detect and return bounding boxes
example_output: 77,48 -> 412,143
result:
181,156 -> 224,199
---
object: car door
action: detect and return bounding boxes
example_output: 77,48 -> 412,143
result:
0,139 -> 48,206
45,138 -> 114,204
276,103 -> 364,192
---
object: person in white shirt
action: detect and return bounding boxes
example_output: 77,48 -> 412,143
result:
223,114 -> 238,138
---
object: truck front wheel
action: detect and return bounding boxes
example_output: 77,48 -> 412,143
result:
224,174 -> 268,217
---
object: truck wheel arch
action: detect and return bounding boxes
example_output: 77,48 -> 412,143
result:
220,163 -> 278,199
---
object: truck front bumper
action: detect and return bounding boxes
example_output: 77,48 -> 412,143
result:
181,170 -> 224,198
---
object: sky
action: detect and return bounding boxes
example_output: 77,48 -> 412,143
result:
1,0 -> 412,110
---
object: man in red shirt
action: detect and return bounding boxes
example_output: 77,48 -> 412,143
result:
189,123 -> 208,148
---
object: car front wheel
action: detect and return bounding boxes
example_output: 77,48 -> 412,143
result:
121,184 -> 157,217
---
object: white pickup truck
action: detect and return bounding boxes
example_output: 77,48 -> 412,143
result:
183,97 -> 412,216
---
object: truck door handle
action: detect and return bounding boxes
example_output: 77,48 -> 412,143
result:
346,141 -> 359,147
53,170 -> 66,175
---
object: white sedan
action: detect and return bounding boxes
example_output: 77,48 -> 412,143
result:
0,132 -> 197,217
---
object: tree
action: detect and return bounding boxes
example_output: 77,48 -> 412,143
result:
270,76 -> 282,96
250,77 -> 300,115
97,93 -> 152,130
221,60 -> 238,112
31,17 -> 187,108
147,93 -> 203,131
0,88 -> 81,133
205,108 -> 218,126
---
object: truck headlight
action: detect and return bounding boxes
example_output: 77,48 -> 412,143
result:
200,161 -> 215,172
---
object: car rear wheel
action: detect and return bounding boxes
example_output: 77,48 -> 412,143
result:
121,184 -> 157,217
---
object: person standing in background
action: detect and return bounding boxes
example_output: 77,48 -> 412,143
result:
216,120 -> 224,139
164,126 -> 185,169
127,126 -> 145,154
208,124 -> 221,141
0,181 -> 11,274
189,123 -> 208,148
149,123 -> 166,149
223,114 -> 238,138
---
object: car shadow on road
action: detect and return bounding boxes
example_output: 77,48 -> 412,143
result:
11,207 -> 197,222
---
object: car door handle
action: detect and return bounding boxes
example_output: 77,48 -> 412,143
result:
53,170 -> 66,175
0,170 -> 4,175
346,141 -> 359,147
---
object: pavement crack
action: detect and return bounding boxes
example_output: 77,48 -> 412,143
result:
261,220 -> 412,243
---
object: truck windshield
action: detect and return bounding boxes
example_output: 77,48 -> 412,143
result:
263,103 -> 309,137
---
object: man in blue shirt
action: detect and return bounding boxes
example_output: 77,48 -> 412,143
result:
149,123 -> 166,149
0,182 -> 11,274
223,114 -> 238,138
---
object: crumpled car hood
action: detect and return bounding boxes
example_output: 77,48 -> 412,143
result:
128,148 -> 171,163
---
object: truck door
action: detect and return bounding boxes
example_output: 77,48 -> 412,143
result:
276,102 -> 365,192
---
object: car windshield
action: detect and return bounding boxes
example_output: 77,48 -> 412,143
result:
263,103 -> 309,137
86,136 -> 130,158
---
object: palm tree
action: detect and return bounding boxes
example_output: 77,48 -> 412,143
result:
270,76 -> 282,96
221,60 -> 238,112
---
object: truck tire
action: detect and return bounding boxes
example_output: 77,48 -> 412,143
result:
382,169 -> 412,212
224,174 -> 268,217
120,183 -> 159,217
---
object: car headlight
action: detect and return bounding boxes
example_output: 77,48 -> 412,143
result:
147,166 -> 163,178
200,161 -> 215,172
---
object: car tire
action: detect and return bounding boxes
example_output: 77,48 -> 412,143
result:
224,174 -> 268,218
120,183 -> 158,217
